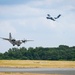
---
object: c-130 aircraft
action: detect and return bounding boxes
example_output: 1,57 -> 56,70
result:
0,33 -> 33,46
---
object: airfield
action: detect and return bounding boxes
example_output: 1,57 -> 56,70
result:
0,67 -> 75,75
0,60 -> 75,75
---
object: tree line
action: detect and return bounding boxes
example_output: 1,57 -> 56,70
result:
0,45 -> 75,60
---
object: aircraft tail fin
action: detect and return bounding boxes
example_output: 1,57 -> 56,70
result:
9,33 -> 12,39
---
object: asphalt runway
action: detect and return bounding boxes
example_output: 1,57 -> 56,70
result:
0,67 -> 75,75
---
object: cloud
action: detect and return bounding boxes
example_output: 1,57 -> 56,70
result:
0,0 -> 75,32
0,0 -> 75,53
0,4 -> 43,18
0,0 -> 29,5
0,20 -> 16,33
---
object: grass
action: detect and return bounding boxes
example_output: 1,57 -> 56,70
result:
0,60 -> 75,68
0,60 -> 74,75
0,73 -> 62,75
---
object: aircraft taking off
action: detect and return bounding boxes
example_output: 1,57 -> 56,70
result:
0,33 -> 33,46
46,14 -> 61,21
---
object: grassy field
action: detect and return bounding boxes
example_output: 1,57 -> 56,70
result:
0,60 -> 75,68
0,60 -> 74,75
0,73 -> 62,75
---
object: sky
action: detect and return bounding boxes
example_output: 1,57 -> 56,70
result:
0,0 -> 75,53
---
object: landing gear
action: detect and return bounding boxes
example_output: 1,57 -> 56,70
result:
17,45 -> 20,46
13,44 -> 15,46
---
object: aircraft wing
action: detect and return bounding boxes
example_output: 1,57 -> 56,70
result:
22,39 -> 33,43
0,37 -> 9,40
55,14 -> 61,19
26,40 -> 34,41
47,17 -> 55,21
46,17 -> 51,19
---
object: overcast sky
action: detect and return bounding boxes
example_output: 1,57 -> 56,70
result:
0,0 -> 75,53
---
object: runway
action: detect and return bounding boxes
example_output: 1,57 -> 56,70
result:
0,67 -> 75,75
